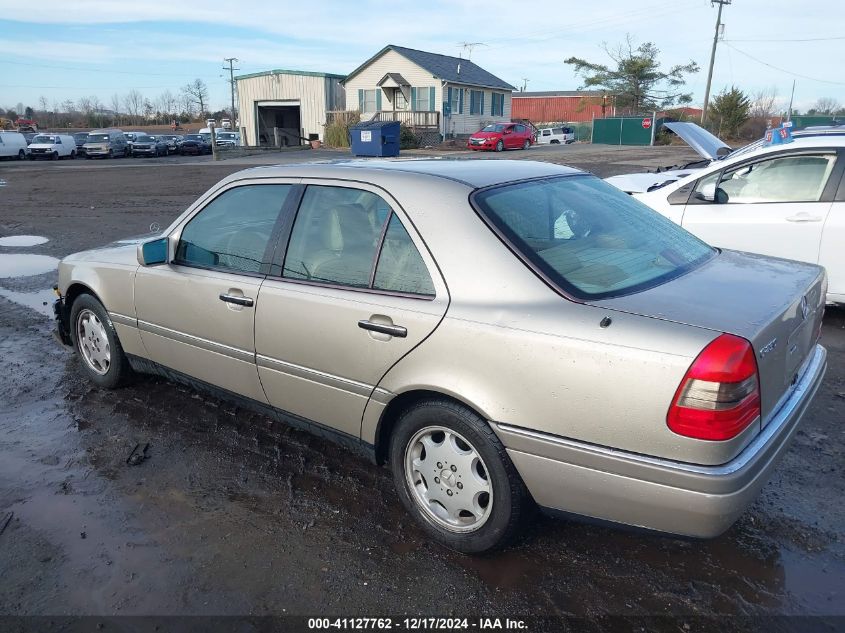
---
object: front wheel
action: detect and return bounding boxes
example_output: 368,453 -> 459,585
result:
69,294 -> 134,389
495,140 -> 504,152
389,399 -> 529,553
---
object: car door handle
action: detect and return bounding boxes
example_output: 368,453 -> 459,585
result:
786,213 -> 822,223
358,320 -> 407,338
219,293 -> 254,307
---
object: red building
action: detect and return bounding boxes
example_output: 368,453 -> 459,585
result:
512,91 -> 615,123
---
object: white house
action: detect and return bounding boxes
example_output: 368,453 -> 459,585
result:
343,45 -> 516,141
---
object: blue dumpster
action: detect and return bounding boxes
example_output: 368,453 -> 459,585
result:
350,121 -> 400,157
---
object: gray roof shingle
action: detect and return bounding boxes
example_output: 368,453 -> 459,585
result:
345,45 -> 516,91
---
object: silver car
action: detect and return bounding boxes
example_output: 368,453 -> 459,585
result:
53,160 -> 827,553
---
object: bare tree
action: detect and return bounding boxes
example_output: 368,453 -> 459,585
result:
750,87 -> 778,120
38,96 -> 50,127
810,97 -> 841,115
181,78 -> 209,117
77,96 -> 94,115
158,89 -> 177,118
123,89 -> 144,124
110,94 -> 122,125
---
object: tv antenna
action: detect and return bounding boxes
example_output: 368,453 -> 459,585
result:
458,42 -> 486,60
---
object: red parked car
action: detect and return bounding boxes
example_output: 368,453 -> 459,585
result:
467,123 -> 534,152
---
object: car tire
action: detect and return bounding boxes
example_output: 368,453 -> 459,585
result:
522,139 -> 531,150
108,149 -> 113,159
69,293 -> 134,389
70,150 -> 76,160
495,140 -> 504,152
551,140 -> 560,145
389,398 -> 530,553
51,151 -> 58,160
18,149 -> 26,160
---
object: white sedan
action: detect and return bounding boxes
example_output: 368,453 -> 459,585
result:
611,135 -> 845,305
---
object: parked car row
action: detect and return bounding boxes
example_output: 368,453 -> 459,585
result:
0,128 -> 242,161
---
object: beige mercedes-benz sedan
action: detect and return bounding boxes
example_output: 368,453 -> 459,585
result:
54,160 -> 827,553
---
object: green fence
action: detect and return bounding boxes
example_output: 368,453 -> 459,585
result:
592,116 -> 661,145
790,115 -> 844,129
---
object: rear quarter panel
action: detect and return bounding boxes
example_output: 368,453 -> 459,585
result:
357,173 -> 741,466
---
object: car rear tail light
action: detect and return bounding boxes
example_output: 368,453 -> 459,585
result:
667,333 -> 760,441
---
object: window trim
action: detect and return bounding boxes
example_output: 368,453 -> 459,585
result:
469,174 -> 717,303
171,181 -> 300,277
269,181 -> 440,300
688,148 -> 843,206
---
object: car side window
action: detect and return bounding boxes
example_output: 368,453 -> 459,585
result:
542,129 -> 551,136
175,184 -> 292,274
283,186 -> 389,288
283,185 -> 434,296
515,125 -> 526,133
699,154 -> 837,204
373,215 -> 435,296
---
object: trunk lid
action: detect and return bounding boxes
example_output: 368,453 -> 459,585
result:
592,249 -> 826,424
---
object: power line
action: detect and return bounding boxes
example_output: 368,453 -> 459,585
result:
726,36 -> 845,42
0,59 -> 217,78
722,42 -> 845,86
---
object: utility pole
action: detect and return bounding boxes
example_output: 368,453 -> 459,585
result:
521,78 -> 529,92
223,57 -> 240,127
701,0 -> 730,124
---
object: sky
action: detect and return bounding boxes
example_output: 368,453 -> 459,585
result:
1,0 -> 844,115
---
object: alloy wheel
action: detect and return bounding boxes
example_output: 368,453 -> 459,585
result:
404,426 -> 493,533
76,309 -> 111,375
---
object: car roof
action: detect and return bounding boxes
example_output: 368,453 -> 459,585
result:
229,159 -> 582,189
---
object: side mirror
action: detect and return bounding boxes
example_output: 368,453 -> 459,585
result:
137,237 -> 169,266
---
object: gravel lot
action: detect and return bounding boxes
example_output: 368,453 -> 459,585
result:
1,144 -> 843,628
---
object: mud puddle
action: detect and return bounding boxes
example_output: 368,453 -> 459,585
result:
0,235 -> 49,247
0,287 -> 55,317
0,253 -> 58,277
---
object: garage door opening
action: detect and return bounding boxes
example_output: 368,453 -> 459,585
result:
256,102 -> 302,147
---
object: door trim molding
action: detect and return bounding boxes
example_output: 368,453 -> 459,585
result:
138,319 -> 255,364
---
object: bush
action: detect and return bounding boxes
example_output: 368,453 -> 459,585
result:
399,124 -> 420,149
323,111 -> 360,148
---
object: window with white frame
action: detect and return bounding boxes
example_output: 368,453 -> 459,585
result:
395,89 -> 408,110
469,90 -> 484,115
414,88 -> 431,111
362,89 -> 378,112
490,93 -> 505,116
449,87 -> 461,115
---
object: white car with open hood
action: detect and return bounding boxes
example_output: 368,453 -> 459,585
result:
611,134 -> 845,305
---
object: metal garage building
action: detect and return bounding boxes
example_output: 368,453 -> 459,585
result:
235,69 -> 345,147
512,91 -> 615,123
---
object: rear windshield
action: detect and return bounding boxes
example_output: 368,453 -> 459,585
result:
473,175 -> 714,300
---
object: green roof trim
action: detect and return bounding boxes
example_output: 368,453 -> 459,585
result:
235,68 -> 346,81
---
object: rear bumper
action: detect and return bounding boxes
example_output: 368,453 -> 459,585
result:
493,344 -> 827,538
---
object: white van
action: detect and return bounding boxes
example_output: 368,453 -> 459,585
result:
0,131 -> 29,160
28,134 -> 77,160
536,126 -> 575,145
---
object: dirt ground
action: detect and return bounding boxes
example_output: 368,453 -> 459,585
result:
0,146 -> 843,629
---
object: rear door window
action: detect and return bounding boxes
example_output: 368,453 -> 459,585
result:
473,175 -> 714,299
283,185 -> 435,296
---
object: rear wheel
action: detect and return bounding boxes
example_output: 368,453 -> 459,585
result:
389,399 -> 529,553
18,149 -> 26,160
522,139 -> 531,150
551,140 -> 560,145
495,140 -> 504,152
70,150 -> 76,159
